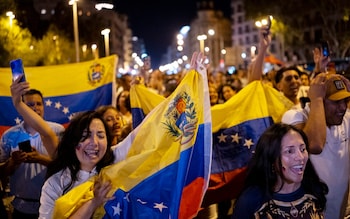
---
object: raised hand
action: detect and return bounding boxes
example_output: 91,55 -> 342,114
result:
10,75 -> 30,107
313,47 -> 330,74
190,52 -> 208,75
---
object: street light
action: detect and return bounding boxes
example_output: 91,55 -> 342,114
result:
6,11 -> 15,28
197,34 -> 207,53
95,3 -> 114,10
91,44 -> 98,59
69,0 -> 80,62
101,28 -> 110,56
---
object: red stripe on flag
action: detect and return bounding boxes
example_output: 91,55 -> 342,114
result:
202,167 -> 248,207
179,177 -> 205,219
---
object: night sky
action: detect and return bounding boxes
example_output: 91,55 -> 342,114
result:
113,0 -> 232,68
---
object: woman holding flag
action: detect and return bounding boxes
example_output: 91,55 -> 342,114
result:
11,51 -> 211,219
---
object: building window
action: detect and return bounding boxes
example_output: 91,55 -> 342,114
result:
237,4 -> 242,12
246,36 -> 250,44
239,38 -> 243,46
238,27 -> 242,34
245,25 -> 250,33
253,35 -> 258,43
238,16 -> 242,23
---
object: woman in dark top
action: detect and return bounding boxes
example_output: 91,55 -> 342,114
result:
232,123 -> 328,219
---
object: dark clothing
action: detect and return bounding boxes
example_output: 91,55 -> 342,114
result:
0,199 -> 7,219
12,208 -> 38,219
232,186 -> 324,219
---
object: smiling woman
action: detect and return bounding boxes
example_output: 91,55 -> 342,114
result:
232,123 -> 328,219
39,111 -> 115,219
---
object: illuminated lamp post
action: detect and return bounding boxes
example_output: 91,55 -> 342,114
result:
6,11 -> 15,28
69,0 -> 80,62
101,28 -> 111,57
197,34 -> 207,53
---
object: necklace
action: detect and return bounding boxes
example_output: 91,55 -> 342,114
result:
290,202 -> 299,217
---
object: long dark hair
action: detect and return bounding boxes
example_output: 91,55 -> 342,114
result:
244,123 -> 328,210
46,111 -> 114,194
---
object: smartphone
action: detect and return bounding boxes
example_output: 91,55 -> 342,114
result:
10,58 -> 26,82
263,16 -> 272,37
321,40 -> 330,57
18,140 -> 32,152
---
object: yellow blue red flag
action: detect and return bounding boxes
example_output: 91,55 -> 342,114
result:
53,68 -> 212,218
130,80 -> 293,206
202,81 -> 293,206
129,83 -> 165,129
0,56 -> 117,136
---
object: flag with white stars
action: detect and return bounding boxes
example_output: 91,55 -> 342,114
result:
202,81 -> 294,206
53,67 -> 212,219
129,80 -> 293,208
0,55 -> 117,136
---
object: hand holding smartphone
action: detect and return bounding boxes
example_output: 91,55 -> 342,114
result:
10,58 -> 26,82
262,16 -> 272,37
18,140 -> 32,152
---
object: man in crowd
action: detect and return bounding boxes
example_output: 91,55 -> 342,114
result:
0,86 -> 64,219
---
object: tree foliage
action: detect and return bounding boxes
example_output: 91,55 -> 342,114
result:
0,13 -> 77,67
0,16 -> 36,66
244,0 -> 350,58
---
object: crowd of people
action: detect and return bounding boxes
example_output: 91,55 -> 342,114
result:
1,23 -> 350,219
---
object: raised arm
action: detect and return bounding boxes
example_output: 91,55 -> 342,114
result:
311,47 -> 330,79
299,73 -> 327,154
10,76 -> 59,158
248,25 -> 271,83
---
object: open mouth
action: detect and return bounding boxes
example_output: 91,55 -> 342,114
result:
291,165 -> 304,175
84,149 -> 99,158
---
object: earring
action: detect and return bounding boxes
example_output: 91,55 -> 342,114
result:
76,143 -> 82,150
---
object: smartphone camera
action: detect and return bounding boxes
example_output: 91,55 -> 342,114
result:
18,140 -> 32,152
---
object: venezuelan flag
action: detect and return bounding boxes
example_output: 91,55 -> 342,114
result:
0,56 -> 117,136
202,81 -> 293,206
129,80 -> 293,207
129,84 -> 165,129
53,68 -> 212,219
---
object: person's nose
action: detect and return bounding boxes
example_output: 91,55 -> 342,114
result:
295,150 -> 304,160
89,135 -> 99,146
339,100 -> 348,111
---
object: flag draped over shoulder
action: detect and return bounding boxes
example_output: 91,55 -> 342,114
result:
129,80 -> 293,207
202,81 -> 293,206
53,68 -> 212,219
0,56 -> 117,136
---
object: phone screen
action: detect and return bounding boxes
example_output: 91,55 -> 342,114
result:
321,41 -> 330,57
18,140 -> 32,152
10,59 -> 26,82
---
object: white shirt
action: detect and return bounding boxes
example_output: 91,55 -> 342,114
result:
39,138 -> 131,219
282,105 -> 350,219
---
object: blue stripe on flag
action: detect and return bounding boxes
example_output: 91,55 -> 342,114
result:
211,117 -> 273,174
0,83 -> 112,126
